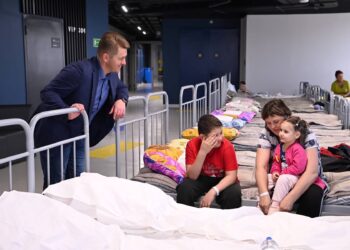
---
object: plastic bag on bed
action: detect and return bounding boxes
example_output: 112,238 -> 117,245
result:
231,119 -> 246,129
143,145 -> 186,184
238,112 -> 256,123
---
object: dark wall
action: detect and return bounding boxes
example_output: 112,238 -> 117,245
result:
0,0 -> 26,104
0,0 -> 108,105
162,18 -> 240,104
86,0 -> 108,58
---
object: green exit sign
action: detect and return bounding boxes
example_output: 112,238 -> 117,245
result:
93,38 -> 100,48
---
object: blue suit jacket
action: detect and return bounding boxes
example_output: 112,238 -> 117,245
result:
33,57 -> 128,147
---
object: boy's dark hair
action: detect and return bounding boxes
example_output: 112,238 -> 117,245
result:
335,70 -> 343,78
198,114 -> 222,136
285,116 -> 309,145
239,81 -> 246,85
261,99 -> 291,120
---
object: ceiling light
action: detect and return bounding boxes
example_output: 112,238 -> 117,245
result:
142,31 -> 147,35
299,0 -> 309,3
121,5 -> 128,13
137,26 -> 142,31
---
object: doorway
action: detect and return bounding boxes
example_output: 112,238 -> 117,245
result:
23,15 -> 65,114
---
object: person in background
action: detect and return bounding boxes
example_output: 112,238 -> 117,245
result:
268,116 -> 309,214
237,81 -> 252,96
255,99 -> 328,217
33,32 -> 129,189
176,114 -> 241,209
331,70 -> 350,96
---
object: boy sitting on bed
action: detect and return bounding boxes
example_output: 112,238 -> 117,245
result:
176,114 -> 241,209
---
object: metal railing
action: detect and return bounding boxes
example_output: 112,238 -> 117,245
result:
208,77 -> 221,113
179,85 -> 196,136
0,107 -> 89,192
0,119 -> 33,192
115,92 -> 169,179
30,108 -> 90,187
115,96 -> 148,179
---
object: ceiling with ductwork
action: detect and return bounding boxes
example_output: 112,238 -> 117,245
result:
109,0 -> 350,40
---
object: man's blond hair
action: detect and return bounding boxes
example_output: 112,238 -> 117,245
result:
97,32 -> 130,56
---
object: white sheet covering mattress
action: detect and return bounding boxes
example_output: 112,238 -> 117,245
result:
41,173 -> 350,250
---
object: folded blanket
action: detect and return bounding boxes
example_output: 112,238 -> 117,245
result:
238,167 -> 256,189
325,172 -> 350,198
324,196 -> 350,206
235,151 -> 256,167
132,172 -> 177,191
242,187 -> 259,200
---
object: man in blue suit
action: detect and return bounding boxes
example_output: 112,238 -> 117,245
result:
34,32 -> 129,189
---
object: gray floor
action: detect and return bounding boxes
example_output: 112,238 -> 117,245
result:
0,83 -> 181,193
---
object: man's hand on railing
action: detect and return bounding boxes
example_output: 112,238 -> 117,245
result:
109,99 -> 126,120
68,103 -> 85,120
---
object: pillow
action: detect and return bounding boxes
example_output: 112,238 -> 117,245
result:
181,128 -> 199,139
182,127 -> 238,140
145,145 -> 182,160
222,127 -> 239,141
223,110 -> 242,119
143,145 -> 185,184
167,138 -> 189,152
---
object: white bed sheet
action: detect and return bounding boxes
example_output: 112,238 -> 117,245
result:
0,191 -> 123,250
43,173 -> 350,250
0,191 -> 261,250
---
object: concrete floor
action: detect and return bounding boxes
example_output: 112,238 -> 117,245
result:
0,83 -> 181,193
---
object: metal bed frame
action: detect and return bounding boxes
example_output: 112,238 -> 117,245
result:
0,118 -> 34,192
179,85 -> 195,136
178,74 -> 229,135
30,108 -> 90,187
179,82 -> 208,136
303,83 -> 350,129
115,91 -> 169,179
0,108 -> 90,193
208,78 -> 221,113
220,74 -> 228,108
299,81 -> 310,95
194,82 -> 208,124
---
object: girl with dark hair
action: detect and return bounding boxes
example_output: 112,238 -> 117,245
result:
256,99 -> 328,217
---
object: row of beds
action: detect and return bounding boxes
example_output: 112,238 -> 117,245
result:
1,76 -> 350,249
127,79 -> 350,216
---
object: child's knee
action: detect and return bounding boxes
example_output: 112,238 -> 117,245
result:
276,174 -> 298,187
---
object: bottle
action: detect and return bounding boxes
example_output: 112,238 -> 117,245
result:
260,237 -> 280,250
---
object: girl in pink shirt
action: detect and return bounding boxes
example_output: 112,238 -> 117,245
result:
268,116 -> 309,214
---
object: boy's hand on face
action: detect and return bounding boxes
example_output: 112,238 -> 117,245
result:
200,135 -> 217,154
